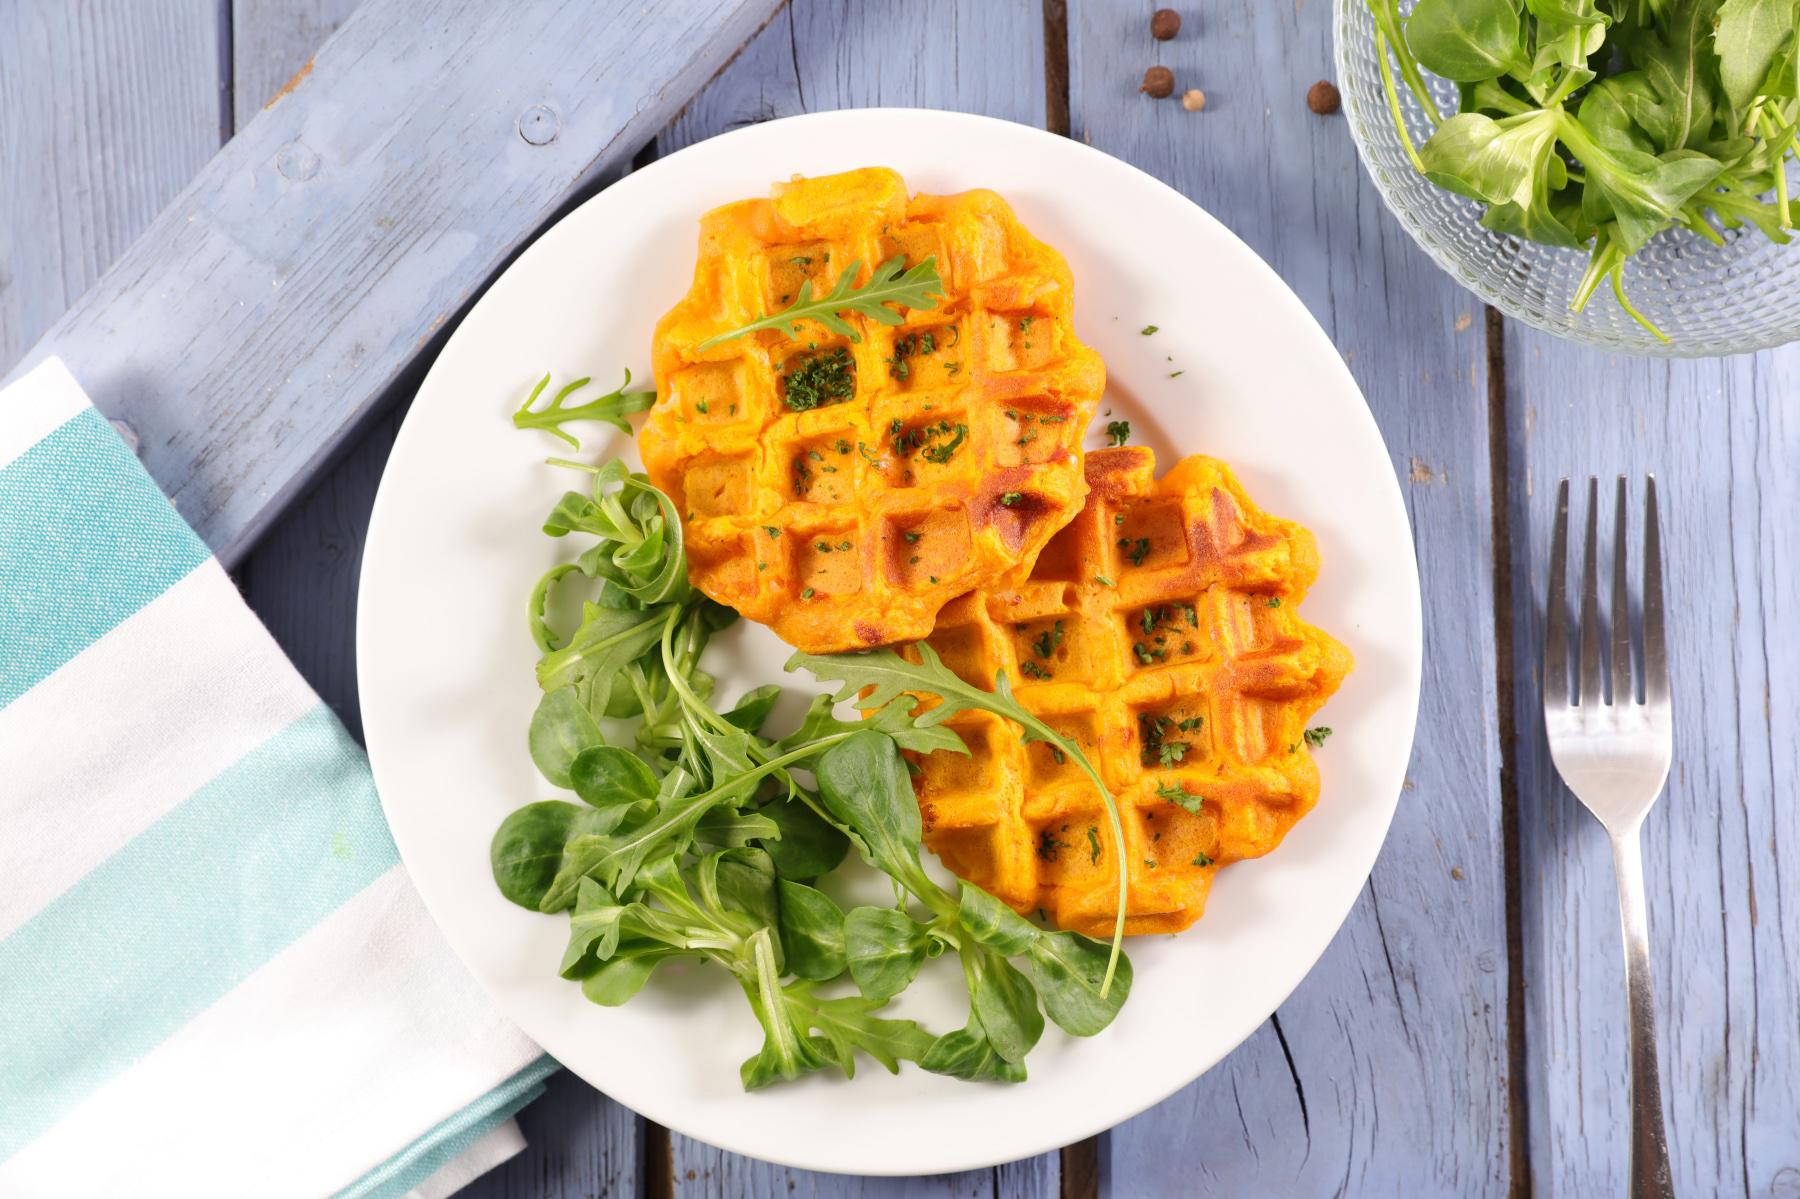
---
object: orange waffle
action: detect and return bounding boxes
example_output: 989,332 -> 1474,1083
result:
639,168 -> 1104,653
907,448 -> 1353,936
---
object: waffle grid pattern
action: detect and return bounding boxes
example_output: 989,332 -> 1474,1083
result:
640,168 -> 1103,653
909,448 -> 1353,936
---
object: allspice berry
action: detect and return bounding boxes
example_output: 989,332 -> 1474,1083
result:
1307,79 -> 1342,115
1141,66 -> 1175,99
1182,88 -> 1207,112
1151,8 -> 1181,40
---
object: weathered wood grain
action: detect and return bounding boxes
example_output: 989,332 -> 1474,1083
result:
1067,2 -> 1512,1193
1504,336 -> 1800,1196
657,1 -> 1048,1189
0,0 -> 220,369
230,0 -> 358,133
4,0 -> 786,568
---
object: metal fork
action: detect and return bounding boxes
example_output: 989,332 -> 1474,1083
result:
1544,475 -> 1675,1199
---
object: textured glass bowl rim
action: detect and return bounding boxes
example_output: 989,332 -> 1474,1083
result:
1332,1 -> 1800,358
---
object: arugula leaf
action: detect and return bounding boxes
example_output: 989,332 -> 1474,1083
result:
1406,0 -> 1529,81
697,255 -> 944,350
1715,0 -> 1799,110
755,791 -> 850,878
792,644 -> 1130,995
512,371 -> 655,448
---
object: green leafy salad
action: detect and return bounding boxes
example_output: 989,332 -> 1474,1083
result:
1368,0 -> 1800,338
490,394 -> 1131,1091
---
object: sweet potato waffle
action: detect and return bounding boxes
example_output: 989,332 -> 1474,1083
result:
639,167 -> 1104,653
907,447 -> 1353,936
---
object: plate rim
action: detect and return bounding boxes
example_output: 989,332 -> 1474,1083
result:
358,106 -> 1423,1176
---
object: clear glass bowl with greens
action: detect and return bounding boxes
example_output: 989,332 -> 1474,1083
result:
1334,0 -> 1800,357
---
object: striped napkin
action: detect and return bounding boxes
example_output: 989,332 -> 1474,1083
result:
0,359 -> 553,1199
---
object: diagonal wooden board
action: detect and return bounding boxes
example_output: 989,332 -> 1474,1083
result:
3,0 -> 786,569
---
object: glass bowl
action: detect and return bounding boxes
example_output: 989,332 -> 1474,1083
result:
1333,0 -> 1800,357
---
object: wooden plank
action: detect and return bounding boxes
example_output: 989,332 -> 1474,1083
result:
1067,2 -> 1513,1193
230,0 -> 358,133
655,0 -> 1050,1191
1504,337 -> 1800,1195
450,1068 -> 641,1199
0,0 -> 220,370
218,4 -> 645,1192
4,0 -> 786,568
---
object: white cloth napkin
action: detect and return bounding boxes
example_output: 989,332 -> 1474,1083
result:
0,359 -> 551,1199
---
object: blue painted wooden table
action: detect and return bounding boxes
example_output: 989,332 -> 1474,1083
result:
4,2 -> 1796,1194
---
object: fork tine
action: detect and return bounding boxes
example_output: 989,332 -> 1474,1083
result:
1544,478 -> 1571,708
1611,475 -> 1631,705
1643,475 -> 1669,707
1578,477 -> 1603,706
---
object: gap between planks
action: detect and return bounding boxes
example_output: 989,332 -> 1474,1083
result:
1484,304 -> 1531,1199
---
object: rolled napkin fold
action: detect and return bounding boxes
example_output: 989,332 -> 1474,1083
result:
0,359 -> 552,1199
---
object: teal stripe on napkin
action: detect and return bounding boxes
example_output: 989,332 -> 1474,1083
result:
0,408 -> 209,707
0,703 -> 397,1159
335,1057 -> 559,1199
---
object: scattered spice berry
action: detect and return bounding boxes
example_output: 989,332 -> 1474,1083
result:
1182,88 -> 1207,112
1307,79 -> 1341,116
1141,66 -> 1175,99
1150,8 -> 1180,40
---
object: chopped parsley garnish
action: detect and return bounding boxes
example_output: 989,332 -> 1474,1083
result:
763,526 -> 781,539
1120,537 -> 1151,566
782,346 -> 854,411
814,541 -> 832,553
1141,325 -> 1158,335
944,361 -> 962,376
1169,370 -> 1184,378
1094,574 -> 1115,587
1155,782 -> 1204,813
1087,826 -> 1102,864
1106,420 -> 1131,446
1267,597 -> 1282,608
1191,851 -> 1213,867
837,539 -> 852,552
920,423 -> 968,464
790,255 -> 813,267
1037,828 -> 1071,862
696,400 -> 709,414
801,587 -> 815,598
903,530 -> 922,544
1020,660 -> 1052,680
1000,491 -> 1024,507
1304,726 -> 1333,748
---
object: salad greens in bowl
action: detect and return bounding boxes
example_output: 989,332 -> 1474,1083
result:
1338,0 -> 1800,354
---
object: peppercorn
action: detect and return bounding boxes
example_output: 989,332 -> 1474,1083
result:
1182,88 -> 1207,112
1307,79 -> 1341,115
1141,66 -> 1175,99
1151,8 -> 1181,39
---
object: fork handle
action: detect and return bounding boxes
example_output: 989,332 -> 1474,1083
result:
1610,827 -> 1675,1198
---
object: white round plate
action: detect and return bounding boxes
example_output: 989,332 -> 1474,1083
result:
359,109 -> 1421,1177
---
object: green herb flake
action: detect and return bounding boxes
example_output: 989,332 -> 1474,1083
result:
1304,726 -> 1333,748
1141,325 -> 1158,335
1106,420 -> 1131,447
1087,826 -> 1102,864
